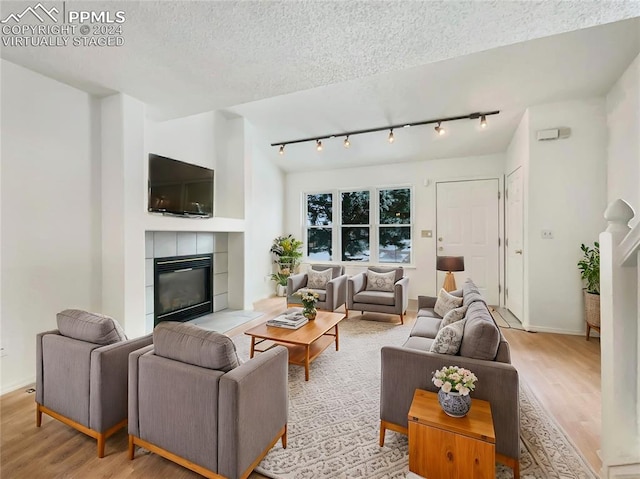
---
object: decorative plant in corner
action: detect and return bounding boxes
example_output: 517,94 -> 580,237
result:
577,241 -> 600,340
270,235 -> 303,296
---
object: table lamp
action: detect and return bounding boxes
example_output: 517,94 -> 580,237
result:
436,256 -> 465,292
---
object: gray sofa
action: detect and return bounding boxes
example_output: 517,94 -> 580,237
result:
36,309 -> 153,457
287,264 -> 348,312
128,322 -> 288,479
380,279 -> 520,478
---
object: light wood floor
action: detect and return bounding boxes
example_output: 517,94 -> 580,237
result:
0,297 -> 601,478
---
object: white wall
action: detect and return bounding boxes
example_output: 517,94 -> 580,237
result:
0,60 -> 101,393
526,98 -> 608,334
607,52 -> 640,227
246,125 -> 285,302
285,154 -> 506,299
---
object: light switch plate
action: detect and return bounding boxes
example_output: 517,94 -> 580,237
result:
421,230 -> 433,238
541,230 -> 553,239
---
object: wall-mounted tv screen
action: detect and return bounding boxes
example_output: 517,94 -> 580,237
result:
148,154 -> 214,217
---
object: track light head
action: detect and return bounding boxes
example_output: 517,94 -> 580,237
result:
279,145 -> 285,155
344,136 -> 350,148
435,122 -> 445,136
388,129 -> 394,143
316,139 -> 323,152
480,115 -> 487,129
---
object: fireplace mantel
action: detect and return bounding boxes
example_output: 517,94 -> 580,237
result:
145,214 -> 245,233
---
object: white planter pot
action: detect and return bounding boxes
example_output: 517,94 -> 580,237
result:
276,284 -> 287,297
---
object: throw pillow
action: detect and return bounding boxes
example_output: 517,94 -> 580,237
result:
307,268 -> 333,289
430,319 -> 467,355
434,288 -> 464,317
440,305 -> 468,329
365,269 -> 396,292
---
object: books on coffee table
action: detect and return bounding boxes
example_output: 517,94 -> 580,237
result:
267,311 -> 308,329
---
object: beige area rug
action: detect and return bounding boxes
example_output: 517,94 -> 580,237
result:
232,317 -> 597,479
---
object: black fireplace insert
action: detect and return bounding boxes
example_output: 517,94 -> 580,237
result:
154,254 -> 213,326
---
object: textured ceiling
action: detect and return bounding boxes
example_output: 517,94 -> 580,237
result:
1,1 -> 639,120
234,19 -> 640,172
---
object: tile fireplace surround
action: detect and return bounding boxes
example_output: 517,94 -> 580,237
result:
145,231 -> 229,333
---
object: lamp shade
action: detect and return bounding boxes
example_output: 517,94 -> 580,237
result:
436,256 -> 465,272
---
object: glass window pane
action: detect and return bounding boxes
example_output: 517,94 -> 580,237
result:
307,193 -> 333,226
307,228 -> 332,260
341,227 -> 370,262
341,191 -> 370,225
379,188 -> 411,224
379,226 -> 411,263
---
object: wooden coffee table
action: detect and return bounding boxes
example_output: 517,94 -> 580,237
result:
245,310 -> 345,381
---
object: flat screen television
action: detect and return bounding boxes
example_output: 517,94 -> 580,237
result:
148,154 -> 214,217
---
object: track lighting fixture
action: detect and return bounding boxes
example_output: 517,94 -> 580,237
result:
270,110 -> 499,153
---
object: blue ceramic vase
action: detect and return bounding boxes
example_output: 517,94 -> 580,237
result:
438,389 -> 471,417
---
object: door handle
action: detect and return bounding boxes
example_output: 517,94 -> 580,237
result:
438,237 -> 443,242
438,247 -> 444,251
515,249 -> 523,254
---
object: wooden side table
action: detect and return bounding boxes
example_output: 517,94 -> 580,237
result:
408,389 -> 496,479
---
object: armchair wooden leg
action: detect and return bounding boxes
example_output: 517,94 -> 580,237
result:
36,404 -> 42,427
379,422 -> 386,447
399,312 -> 404,325
345,306 -> 349,317
128,435 -> 135,460
282,424 -> 287,449
97,433 -> 106,458
513,460 -> 520,479
586,323 -> 591,341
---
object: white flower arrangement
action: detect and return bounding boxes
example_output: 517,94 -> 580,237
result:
432,365 -> 478,396
294,289 -> 319,308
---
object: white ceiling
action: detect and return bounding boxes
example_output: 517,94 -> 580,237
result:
1,1 -> 639,172
233,18 -> 640,172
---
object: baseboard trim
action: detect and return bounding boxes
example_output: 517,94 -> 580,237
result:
603,461 -> 640,478
523,325 -> 593,336
1,376 -> 35,396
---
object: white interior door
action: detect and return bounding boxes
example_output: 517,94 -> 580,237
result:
436,179 -> 500,304
506,168 -> 524,320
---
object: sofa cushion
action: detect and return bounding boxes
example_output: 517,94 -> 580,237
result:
365,269 -> 396,292
307,268 -> 333,289
459,301 -> 500,360
416,308 -> 442,319
353,290 -> 395,306
410,317 -> 442,339
56,309 -> 127,345
430,319 -> 466,355
440,305 -> 469,329
434,289 -> 464,317
153,321 -> 240,372
462,279 -> 486,307
403,336 -> 434,351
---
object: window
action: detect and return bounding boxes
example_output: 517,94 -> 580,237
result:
341,191 -> 370,262
303,187 -> 412,264
306,193 -> 333,261
378,188 -> 411,263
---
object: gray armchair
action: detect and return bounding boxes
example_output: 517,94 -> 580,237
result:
347,266 -> 409,324
128,322 -> 288,479
287,264 -> 348,312
36,309 -> 152,457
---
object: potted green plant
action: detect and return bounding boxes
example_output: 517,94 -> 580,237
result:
577,241 -> 600,340
270,235 -> 303,296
